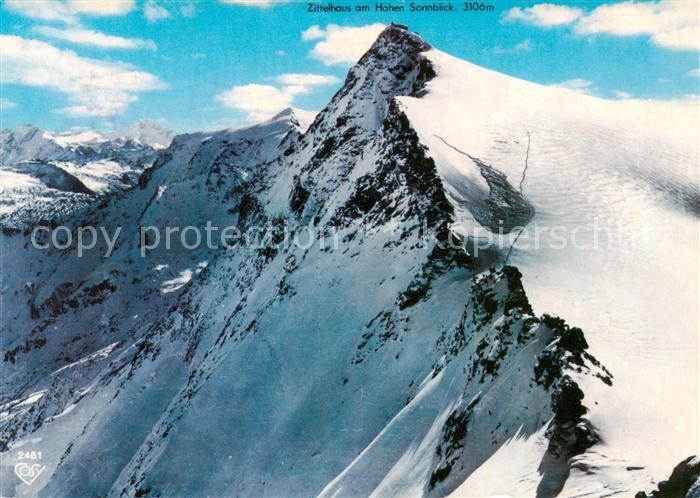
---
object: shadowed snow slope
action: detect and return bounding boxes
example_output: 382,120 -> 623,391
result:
0,25 -> 697,498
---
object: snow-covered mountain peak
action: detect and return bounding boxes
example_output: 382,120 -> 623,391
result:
271,107 -> 318,133
317,23 -> 435,128
363,22 -> 431,61
250,107 -> 309,138
12,124 -> 41,140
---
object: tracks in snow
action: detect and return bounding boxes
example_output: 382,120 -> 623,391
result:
519,130 -> 531,194
431,132 -> 533,265
505,129 -> 532,264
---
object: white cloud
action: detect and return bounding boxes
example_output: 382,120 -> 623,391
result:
4,0 -> 78,24
304,23 -> 386,65
0,35 -> 166,117
4,0 -> 134,24
274,73 -> 340,86
301,25 -> 325,41
275,49 -> 286,57
192,53 -> 207,59
180,3 -> 196,17
685,68 -> 700,78
503,4 -> 583,27
514,39 -> 534,51
275,73 -> 339,96
69,0 -> 135,16
217,74 -> 340,121
493,38 -> 534,54
551,78 -> 595,94
144,0 -> 169,21
0,98 -> 18,110
216,84 -> 293,122
282,85 -> 309,96
505,2 -> 699,52
32,26 -> 156,50
575,1 -> 699,51
614,90 -> 632,99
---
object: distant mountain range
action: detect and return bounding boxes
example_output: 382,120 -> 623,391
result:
0,122 -> 174,231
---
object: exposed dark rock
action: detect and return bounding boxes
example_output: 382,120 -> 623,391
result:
636,456 -> 700,498
430,395 -> 480,489
289,177 -> 310,215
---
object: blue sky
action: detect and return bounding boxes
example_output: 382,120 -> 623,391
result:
1,0 -> 698,133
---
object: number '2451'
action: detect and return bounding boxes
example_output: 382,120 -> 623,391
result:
17,451 -> 42,460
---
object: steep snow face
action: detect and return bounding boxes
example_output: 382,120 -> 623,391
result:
0,25 -> 692,498
400,47 -> 699,494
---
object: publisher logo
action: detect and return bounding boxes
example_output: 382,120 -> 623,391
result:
13,451 -> 45,486
14,462 -> 46,486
